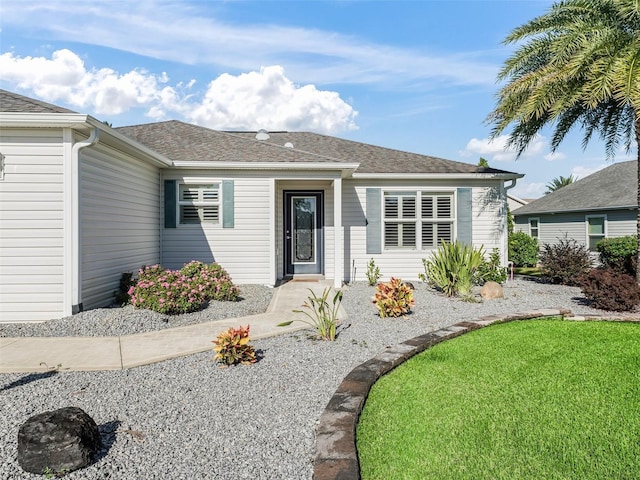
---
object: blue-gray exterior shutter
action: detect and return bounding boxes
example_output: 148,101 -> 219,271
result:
366,188 -> 382,254
164,180 -> 177,229
456,187 -> 472,245
222,180 -> 234,228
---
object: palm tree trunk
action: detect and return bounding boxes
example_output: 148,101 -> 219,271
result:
636,114 -> 640,285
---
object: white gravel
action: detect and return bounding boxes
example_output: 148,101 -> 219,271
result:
0,278 -> 632,479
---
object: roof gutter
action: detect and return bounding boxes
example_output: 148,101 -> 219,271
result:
351,172 -> 524,180
172,161 -> 360,178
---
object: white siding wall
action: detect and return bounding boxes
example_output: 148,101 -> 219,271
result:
606,209 -> 636,238
162,173 -> 272,284
343,179 -> 505,283
0,128 -> 66,322
79,143 -> 161,310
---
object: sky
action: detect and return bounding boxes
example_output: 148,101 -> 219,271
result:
0,0 -> 636,198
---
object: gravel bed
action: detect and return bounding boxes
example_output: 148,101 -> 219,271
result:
1,278 -> 636,479
0,285 -> 274,337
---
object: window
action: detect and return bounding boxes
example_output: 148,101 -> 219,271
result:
384,191 -> 416,248
383,191 -> 454,249
179,184 -> 220,224
529,218 -> 539,238
586,215 -> 606,251
421,193 -> 454,248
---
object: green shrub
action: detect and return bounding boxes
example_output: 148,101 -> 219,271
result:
278,287 -> 342,341
129,261 -> 240,314
596,235 -> 637,276
477,248 -> 508,285
212,325 -> 257,365
373,277 -> 415,318
539,237 -> 592,286
366,258 -> 382,286
419,241 -> 484,297
580,268 -> 640,312
508,231 -> 539,267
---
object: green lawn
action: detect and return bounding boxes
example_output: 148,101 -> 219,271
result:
357,320 -> 640,480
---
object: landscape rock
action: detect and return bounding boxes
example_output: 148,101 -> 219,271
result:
480,281 -> 504,300
17,406 -> 102,475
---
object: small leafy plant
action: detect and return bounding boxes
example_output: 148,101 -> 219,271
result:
278,287 -> 343,341
580,268 -> 640,312
366,258 -> 382,286
212,325 -> 257,365
477,248 -> 508,285
539,236 -> 592,286
114,271 -> 136,306
508,231 -> 539,267
373,277 -> 415,318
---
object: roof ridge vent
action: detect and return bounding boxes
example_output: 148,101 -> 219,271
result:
284,142 -> 294,148
256,129 -> 270,140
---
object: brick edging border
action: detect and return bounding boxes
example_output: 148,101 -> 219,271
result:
312,308 -> 640,480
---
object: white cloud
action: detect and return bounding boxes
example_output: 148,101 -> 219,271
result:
544,152 -> 566,161
187,66 -> 358,133
460,134 -> 546,163
510,182 -> 545,199
0,49 -> 172,115
0,49 -> 357,133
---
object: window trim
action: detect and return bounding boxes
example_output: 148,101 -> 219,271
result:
382,189 -> 455,251
178,182 -> 221,225
585,214 -> 607,251
529,217 -> 540,239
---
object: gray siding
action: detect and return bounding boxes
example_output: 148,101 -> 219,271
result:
515,209 -> 636,248
79,142 -> 162,310
0,128 -> 66,321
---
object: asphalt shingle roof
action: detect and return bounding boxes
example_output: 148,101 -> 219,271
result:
117,121 -> 519,176
0,89 -> 77,114
513,160 -> 638,216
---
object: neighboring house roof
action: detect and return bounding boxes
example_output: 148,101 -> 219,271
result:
513,160 -> 638,216
0,89 -> 77,114
117,121 -> 521,177
507,194 -> 530,208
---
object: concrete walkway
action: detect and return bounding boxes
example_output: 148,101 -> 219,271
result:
0,279 -> 345,374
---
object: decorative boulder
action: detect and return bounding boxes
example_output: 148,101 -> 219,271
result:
17,407 -> 102,475
480,281 -> 504,300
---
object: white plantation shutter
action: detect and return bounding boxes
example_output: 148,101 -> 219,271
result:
178,184 -> 220,224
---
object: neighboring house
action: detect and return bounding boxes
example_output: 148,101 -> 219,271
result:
507,194 -> 532,211
513,160 -> 637,252
0,89 -> 522,322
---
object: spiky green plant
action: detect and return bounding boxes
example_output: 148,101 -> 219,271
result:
278,287 -> 342,341
419,241 -> 485,297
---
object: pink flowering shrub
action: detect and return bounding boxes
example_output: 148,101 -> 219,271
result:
128,261 -> 240,314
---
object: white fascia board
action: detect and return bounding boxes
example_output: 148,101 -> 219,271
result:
351,172 -> 525,180
0,112 -> 91,128
514,204 -> 637,216
172,161 -> 360,178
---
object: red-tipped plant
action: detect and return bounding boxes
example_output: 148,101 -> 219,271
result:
212,325 -> 256,365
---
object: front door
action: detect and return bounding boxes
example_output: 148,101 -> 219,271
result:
284,191 -> 323,275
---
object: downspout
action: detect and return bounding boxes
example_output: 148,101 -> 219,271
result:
502,178 -> 518,272
70,128 -> 99,313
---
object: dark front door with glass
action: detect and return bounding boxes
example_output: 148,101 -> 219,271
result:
284,191 -> 323,275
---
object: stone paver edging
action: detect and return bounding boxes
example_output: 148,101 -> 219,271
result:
312,308 -> 640,480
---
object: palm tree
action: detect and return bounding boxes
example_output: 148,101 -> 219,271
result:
545,174 -> 576,194
486,0 -> 640,283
